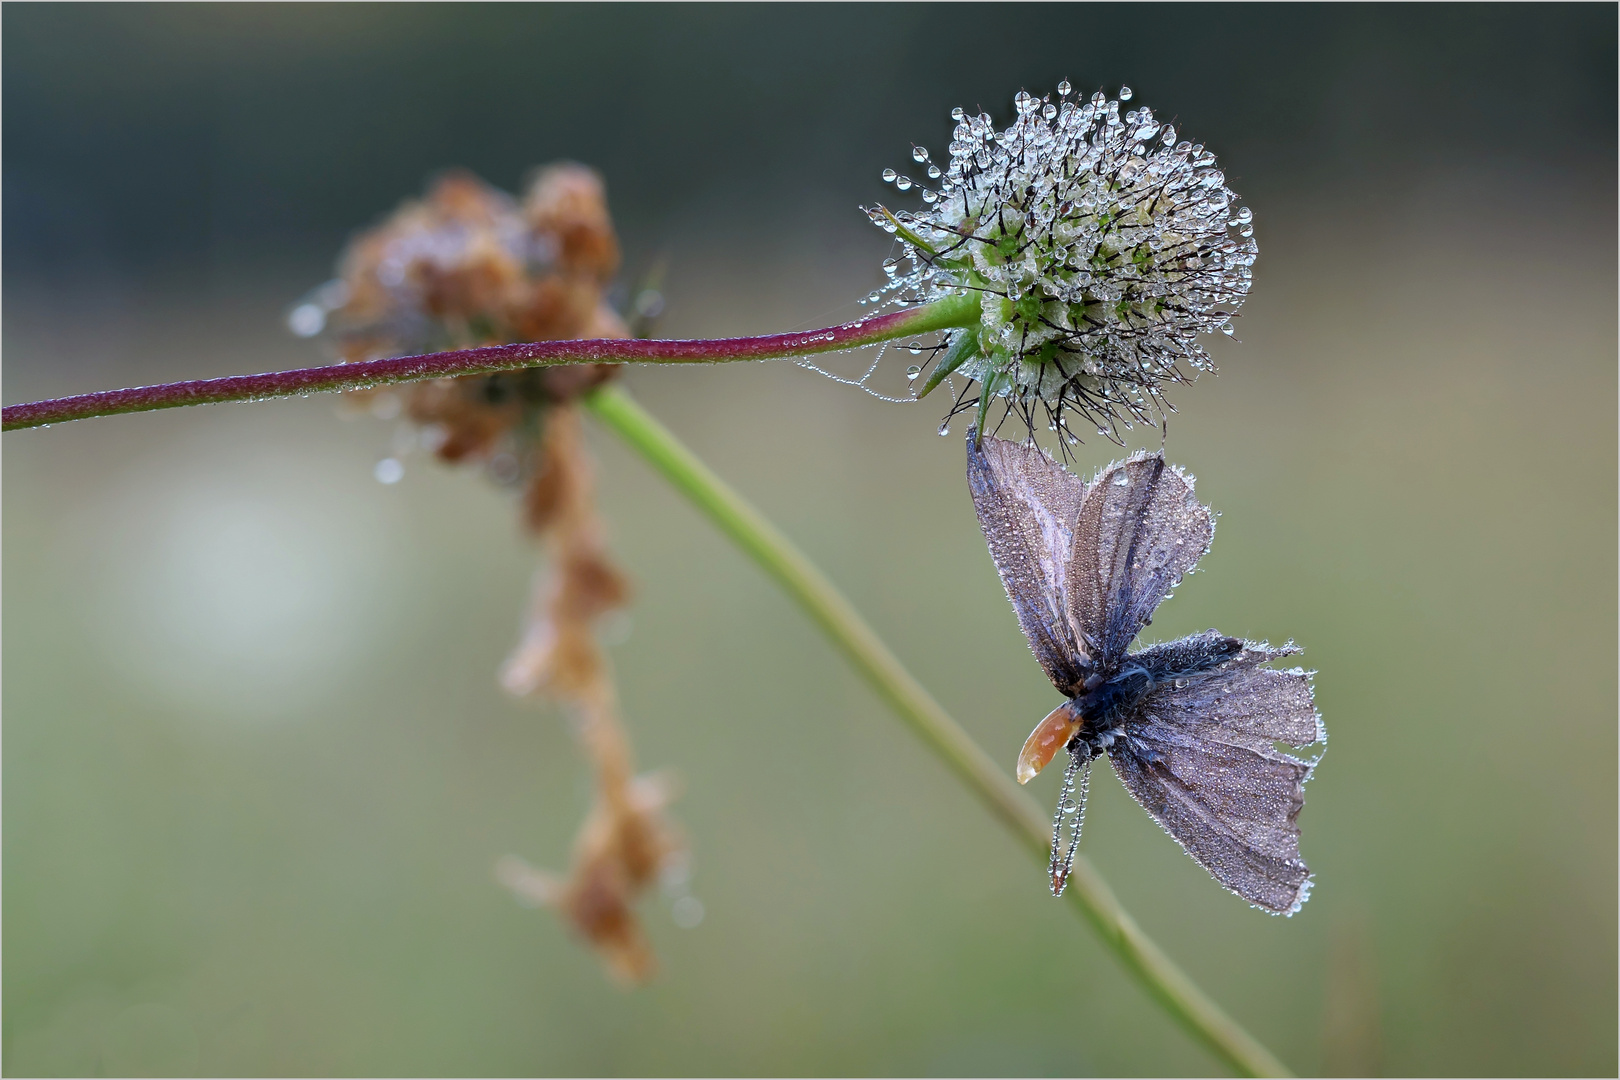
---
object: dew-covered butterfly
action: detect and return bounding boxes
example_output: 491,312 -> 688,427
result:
967,432 -> 1323,914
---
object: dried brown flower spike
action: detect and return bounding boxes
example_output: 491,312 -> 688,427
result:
298,164 -> 686,984
500,407 -> 629,698
496,683 -> 685,986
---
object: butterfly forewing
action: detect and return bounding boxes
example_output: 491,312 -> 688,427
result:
1111,642 -> 1320,914
967,433 -> 1091,694
1066,452 -> 1214,670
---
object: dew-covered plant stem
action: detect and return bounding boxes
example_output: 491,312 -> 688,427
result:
584,384 -> 1292,1079
1,295 -> 980,432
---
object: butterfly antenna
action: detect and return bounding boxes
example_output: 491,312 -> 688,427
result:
1049,748 -> 1093,896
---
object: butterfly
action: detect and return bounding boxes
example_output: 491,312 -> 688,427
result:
966,432 -> 1323,915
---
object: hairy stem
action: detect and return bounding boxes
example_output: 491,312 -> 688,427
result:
584,384 -> 1292,1078
1,295 -> 979,432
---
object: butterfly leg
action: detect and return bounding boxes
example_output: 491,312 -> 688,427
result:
1121,731 -> 1167,769
1049,746 -> 1094,896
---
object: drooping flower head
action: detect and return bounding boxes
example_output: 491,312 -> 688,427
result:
294,168 -> 691,985
294,164 -> 629,466
865,83 -> 1257,442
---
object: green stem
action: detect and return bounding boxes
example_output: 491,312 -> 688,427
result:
583,384 -> 1292,1078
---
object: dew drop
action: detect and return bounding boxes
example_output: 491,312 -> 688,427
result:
488,452 -> 520,485
912,145 -> 930,163
1057,80 -> 1072,96
937,420 -> 952,436
906,365 -> 922,379
881,168 -> 897,183
1118,85 -> 1133,101
671,896 -> 705,929
895,176 -> 913,191
287,303 -> 326,337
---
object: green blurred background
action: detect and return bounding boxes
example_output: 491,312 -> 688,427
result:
5,5 -> 1615,1076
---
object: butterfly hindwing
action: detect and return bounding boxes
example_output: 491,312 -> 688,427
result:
1066,452 -> 1214,670
967,433 -> 1090,694
1110,640 -> 1320,914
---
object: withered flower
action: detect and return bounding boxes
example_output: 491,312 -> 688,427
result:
500,406 -> 629,698
296,164 -> 686,984
497,686 -> 685,985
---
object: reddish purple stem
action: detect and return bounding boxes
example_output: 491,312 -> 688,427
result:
4,300 -> 977,432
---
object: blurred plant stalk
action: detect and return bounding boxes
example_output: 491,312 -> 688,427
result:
0,295 -> 979,432
584,383 -> 1293,1079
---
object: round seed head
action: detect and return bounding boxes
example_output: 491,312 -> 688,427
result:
864,85 -> 1257,441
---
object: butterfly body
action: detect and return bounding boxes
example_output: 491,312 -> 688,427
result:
967,432 -> 1322,915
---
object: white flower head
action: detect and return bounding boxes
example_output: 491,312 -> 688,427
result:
865,83 -> 1257,442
